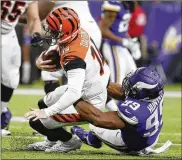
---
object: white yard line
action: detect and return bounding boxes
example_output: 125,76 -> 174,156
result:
157,143 -> 181,146
3,135 -> 182,146
14,89 -> 182,98
14,89 -> 44,96
160,133 -> 181,136
12,116 -> 28,122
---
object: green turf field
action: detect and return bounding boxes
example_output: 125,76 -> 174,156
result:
1,84 -> 181,159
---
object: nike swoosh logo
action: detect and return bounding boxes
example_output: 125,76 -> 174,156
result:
125,109 -> 131,114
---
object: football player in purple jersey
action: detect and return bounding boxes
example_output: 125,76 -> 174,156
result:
99,1 -> 139,85
71,67 -> 172,155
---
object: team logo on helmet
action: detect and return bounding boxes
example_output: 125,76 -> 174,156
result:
122,67 -> 164,100
44,7 -> 80,46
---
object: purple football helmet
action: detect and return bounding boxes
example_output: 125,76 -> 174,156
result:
122,67 -> 164,100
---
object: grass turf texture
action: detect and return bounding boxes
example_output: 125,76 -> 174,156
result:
1,84 -> 181,159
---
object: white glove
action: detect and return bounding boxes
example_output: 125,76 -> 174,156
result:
122,38 -> 142,60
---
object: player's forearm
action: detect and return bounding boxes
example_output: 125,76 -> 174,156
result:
44,88 -> 82,116
27,18 -> 42,36
99,19 -> 122,44
75,101 -> 125,129
38,1 -> 55,21
107,82 -> 125,100
100,27 -> 122,44
93,112 -> 125,129
44,69 -> 85,116
27,1 -> 42,35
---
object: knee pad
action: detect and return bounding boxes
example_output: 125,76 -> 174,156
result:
38,98 -> 48,109
1,108 -> 12,129
1,83 -> 14,102
44,80 -> 60,94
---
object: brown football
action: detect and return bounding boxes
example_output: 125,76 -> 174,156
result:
42,49 -> 61,69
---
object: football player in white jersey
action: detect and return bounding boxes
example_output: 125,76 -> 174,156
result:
1,0 -> 43,136
37,1 -> 118,112
35,1 -> 103,95
24,7 -> 110,153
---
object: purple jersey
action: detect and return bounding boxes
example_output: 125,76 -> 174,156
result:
117,92 -> 164,152
102,1 -> 131,46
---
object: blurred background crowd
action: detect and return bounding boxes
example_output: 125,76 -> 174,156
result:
16,1 -> 181,85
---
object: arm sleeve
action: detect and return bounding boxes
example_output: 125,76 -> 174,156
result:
44,68 -> 85,116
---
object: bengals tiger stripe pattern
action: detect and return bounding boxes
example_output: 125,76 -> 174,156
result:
51,113 -> 84,123
46,7 -> 80,34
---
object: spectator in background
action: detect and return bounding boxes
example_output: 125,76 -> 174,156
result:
21,25 -> 31,84
123,1 -> 147,67
127,1 -> 146,38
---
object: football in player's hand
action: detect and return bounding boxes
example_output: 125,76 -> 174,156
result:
42,49 -> 61,69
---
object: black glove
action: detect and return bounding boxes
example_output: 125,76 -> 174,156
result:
30,32 -> 44,47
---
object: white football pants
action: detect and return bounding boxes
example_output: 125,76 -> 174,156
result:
89,124 -> 161,154
40,79 -> 107,129
102,42 -> 137,85
1,29 -> 21,89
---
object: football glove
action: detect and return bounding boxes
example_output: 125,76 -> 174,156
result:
122,38 -> 141,60
30,32 -> 44,47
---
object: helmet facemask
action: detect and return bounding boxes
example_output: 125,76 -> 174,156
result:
43,23 -> 64,46
122,71 -> 135,97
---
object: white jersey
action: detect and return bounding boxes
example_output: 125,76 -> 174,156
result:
1,0 -> 32,34
43,28 -> 108,116
52,1 -> 95,27
59,28 -> 105,92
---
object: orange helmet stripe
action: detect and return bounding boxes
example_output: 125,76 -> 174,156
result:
46,16 -> 56,31
63,7 -> 78,33
52,11 -> 62,28
57,8 -> 75,33
47,15 -> 59,30
48,14 -> 59,30
62,7 -> 78,33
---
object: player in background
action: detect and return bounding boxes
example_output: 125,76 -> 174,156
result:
1,0 -> 43,136
124,1 -> 147,67
24,7 -> 110,153
71,67 -> 172,155
99,0 -> 138,85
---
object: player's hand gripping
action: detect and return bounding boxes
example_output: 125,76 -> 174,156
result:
30,32 -> 44,47
24,108 -> 48,121
122,38 -> 142,60
36,51 -> 57,72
